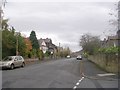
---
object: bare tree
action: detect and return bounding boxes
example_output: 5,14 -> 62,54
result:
80,33 -> 101,55
0,0 -> 7,29
108,1 -> 119,35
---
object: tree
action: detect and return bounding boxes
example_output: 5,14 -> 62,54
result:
2,19 -> 16,58
59,47 -> 71,58
37,50 -> 44,60
62,47 -> 71,57
31,49 -> 37,58
29,31 -> 39,50
108,2 -> 119,35
2,30 -> 27,58
2,29 -> 16,58
24,38 -> 32,58
80,33 -> 101,55
1,2 -> 27,58
17,34 -> 26,56
29,31 -> 41,59
2,19 -> 27,58
45,51 -> 51,57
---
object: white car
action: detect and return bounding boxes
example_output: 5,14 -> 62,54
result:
66,55 -> 71,58
0,56 -> 25,70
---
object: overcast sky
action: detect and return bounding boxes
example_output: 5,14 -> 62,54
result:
3,0 -> 118,52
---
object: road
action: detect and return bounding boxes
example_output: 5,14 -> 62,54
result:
2,58 -> 118,89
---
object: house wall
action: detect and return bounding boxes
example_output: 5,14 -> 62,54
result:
38,38 -> 58,55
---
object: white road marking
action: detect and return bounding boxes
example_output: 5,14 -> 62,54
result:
73,77 -> 84,89
76,82 -> 79,86
73,86 -> 77,89
79,77 -> 84,82
97,73 -> 116,77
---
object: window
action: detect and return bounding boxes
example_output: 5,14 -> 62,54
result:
18,56 -> 22,60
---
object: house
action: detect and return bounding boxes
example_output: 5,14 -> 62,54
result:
107,35 -> 118,47
101,31 -> 119,48
38,38 -> 57,54
100,38 -> 107,48
117,30 -> 120,46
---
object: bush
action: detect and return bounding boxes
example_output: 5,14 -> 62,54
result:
28,52 -> 32,58
45,51 -> 51,57
98,46 -> 119,54
37,50 -> 44,60
83,52 -> 89,58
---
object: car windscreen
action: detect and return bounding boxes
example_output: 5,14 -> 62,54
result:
2,56 -> 13,61
78,55 -> 82,57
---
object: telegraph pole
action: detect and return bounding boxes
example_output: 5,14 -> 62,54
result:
15,32 -> 19,56
16,35 -> 18,55
0,0 -> 7,27
0,1 -> 3,29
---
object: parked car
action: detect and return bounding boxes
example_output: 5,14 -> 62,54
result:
76,55 -> 82,60
0,56 -> 25,70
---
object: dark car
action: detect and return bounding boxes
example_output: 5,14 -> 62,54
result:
76,55 -> 82,60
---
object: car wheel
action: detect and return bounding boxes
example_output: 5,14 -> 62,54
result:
21,62 -> 25,67
10,64 -> 14,70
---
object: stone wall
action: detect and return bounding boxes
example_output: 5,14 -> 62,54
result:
88,54 -> 118,73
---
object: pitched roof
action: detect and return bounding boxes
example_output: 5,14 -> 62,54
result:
38,38 -> 57,49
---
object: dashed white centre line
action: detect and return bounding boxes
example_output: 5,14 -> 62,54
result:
73,86 -> 77,89
76,82 -> 79,86
73,77 -> 84,89
79,77 -> 84,82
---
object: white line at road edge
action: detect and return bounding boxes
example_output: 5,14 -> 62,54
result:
73,77 -> 84,89
97,73 -> 116,77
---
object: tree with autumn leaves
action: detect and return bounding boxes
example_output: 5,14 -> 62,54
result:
24,38 -> 32,58
2,19 -> 44,60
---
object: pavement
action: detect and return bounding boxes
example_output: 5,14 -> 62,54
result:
75,59 -> 118,89
1,58 -> 119,89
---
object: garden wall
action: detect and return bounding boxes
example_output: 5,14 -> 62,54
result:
88,54 -> 118,73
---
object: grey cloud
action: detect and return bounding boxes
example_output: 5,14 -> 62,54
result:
4,2 -> 116,52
